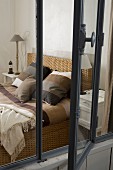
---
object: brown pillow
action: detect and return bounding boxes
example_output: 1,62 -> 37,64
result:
15,77 -> 36,102
18,72 -> 30,81
42,74 -> 71,105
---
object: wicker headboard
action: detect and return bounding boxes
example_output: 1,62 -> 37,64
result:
27,53 -> 92,91
27,53 -> 72,72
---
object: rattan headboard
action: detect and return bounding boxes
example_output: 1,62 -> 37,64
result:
27,53 -> 92,91
27,53 -> 72,72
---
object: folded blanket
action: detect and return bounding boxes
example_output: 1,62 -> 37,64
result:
0,104 -> 35,162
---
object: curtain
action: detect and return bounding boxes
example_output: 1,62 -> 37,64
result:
101,1 -> 113,134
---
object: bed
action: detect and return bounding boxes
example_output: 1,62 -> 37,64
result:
0,53 -> 92,165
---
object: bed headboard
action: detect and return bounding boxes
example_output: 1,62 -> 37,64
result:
27,53 -> 72,72
27,53 -> 92,91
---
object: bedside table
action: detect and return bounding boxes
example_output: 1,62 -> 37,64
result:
2,73 -> 18,83
79,90 -> 105,134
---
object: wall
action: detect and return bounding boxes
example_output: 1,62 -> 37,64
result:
14,0 -> 36,70
0,0 -> 111,89
43,0 -> 97,57
43,0 -> 73,58
0,0 -> 36,82
0,0 -> 15,83
44,0 -> 111,89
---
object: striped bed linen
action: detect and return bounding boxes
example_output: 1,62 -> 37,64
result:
0,83 -> 70,127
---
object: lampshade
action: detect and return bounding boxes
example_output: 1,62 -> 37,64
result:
81,54 -> 92,69
10,34 -> 24,42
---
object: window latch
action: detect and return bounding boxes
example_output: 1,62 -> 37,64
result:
79,24 -> 96,55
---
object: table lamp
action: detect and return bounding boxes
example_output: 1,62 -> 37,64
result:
10,34 -> 24,75
81,54 -> 92,94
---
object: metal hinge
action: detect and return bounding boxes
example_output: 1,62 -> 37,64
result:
75,108 -> 80,119
96,116 -> 98,128
98,33 -> 104,46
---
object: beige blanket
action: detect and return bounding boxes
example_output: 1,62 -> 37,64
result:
0,104 -> 35,162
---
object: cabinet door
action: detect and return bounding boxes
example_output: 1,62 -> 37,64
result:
87,149 -> 111,170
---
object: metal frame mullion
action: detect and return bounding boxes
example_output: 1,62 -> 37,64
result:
90,0 -> 105,142
77,142 -> 94,170
68,0 -> 82,169
36,0 -> 43,161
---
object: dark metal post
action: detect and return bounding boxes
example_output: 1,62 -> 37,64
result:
68,0 -> 82,169
90,0 -> 105,142
36,0 -> 43,161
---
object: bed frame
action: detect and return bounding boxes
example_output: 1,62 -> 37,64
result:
0,53 -> 92,165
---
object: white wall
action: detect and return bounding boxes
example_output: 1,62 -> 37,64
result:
43,0 -> 98,57
0,0 -> 36,83
0,0 -> 111,89
0,0 -> 15,82
14,0 -> 36,70
44,0 -> 111,89
43,0 -> 73,58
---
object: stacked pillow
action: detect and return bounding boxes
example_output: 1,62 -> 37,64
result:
15,76 -> 36,102
12,63 -> 71,104
12,72 -> 30,87
42,71 -> 71,105
26,62 -> 52,79
12,62 -> 52,102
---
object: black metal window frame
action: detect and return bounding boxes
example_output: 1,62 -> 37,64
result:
1,0 -> 113,170
68,0 -> 113,169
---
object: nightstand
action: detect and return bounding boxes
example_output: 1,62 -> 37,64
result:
2,73 -> 18,83
79,90 -> 105,134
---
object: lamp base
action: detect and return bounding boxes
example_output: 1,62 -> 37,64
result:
14,72 -> 20,75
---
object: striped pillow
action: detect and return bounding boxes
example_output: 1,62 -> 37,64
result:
42,73 -> 71,105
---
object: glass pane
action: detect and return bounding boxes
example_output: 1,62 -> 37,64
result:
78,0 -> 98,148
43,0 -> 74,152
0,0 -> 36,166
96,0 -> 112,136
